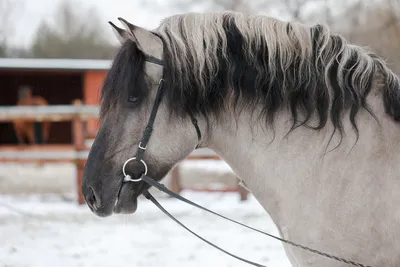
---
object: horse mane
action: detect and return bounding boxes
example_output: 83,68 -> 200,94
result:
102,11 -> 400,145
154,12 -> 400,139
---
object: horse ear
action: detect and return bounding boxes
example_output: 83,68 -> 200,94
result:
108,21 -> 128,44
117,17 -> 162,56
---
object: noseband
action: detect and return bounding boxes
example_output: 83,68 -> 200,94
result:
120,54 -> 371,267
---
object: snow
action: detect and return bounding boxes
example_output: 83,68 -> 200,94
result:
0,157 -> 292,267
0,159 -> 236,195
0,186 -> 291,267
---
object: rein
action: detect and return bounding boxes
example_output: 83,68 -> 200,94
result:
121,55 -> 373,267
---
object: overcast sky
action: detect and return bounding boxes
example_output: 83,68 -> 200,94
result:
11,0 -> 173,47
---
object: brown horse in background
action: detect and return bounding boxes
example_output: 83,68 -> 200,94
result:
13,86 -> 50,145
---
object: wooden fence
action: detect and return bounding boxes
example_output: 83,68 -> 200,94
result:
0,102 -> 248,204
0,100 -> 96,204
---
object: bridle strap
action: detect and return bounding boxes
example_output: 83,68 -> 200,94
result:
135,78 -> 165,161
191,118 -> 201,149
133,55 -> 201,162
145,55 -> 165,66
123,55 -> 201,182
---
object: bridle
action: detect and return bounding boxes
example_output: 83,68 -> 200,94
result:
122,55 -> 201,183
120,54 -> 372,267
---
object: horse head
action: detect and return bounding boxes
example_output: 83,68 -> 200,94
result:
17,85 -> 33,103
81,18 -> 203,217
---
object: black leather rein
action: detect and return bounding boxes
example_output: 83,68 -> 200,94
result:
121,55 -> 372,267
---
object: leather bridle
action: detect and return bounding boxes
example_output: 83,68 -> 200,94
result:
120,54 -> 372,267
122,55 -> 201,183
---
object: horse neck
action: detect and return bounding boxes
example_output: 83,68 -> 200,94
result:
207,107 -> 300,217
206,93 -> 398,224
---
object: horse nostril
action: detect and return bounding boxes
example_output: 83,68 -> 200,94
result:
87,186 -> 100,211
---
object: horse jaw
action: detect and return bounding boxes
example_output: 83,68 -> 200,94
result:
207,94 -> 400,267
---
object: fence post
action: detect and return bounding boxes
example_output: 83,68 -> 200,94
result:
237,177 -> 249,201
169,166 -> 182,194
72,99 -> 86,205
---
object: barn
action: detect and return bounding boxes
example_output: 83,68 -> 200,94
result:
0,58 -> 111,145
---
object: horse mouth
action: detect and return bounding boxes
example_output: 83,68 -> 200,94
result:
112,180 -> 145,214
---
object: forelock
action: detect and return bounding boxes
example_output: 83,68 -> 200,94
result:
100,40 -> 149,118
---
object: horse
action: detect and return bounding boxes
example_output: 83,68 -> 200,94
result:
13,86 -> 50,145
81,11 -> 400,267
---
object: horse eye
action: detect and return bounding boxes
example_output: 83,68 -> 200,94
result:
128,96 -> 140,103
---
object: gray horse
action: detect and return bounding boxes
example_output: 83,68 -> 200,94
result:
82,11 -> 400,267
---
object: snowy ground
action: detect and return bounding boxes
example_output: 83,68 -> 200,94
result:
0,161 -> 292,267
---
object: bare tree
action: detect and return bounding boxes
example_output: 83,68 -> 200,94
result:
209,0 -> 253,12
280,0 -> 309,21
139,0 -> 338,24
334,0 -> 400,73
139,0 -> 248,12
378,0 -> 400,32
0,0 -> 24,57
30,0 -> 117,59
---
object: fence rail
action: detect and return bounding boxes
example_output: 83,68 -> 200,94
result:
0,104 -> 247,202
0,145 -> 219,161
0,105 -> 100,122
